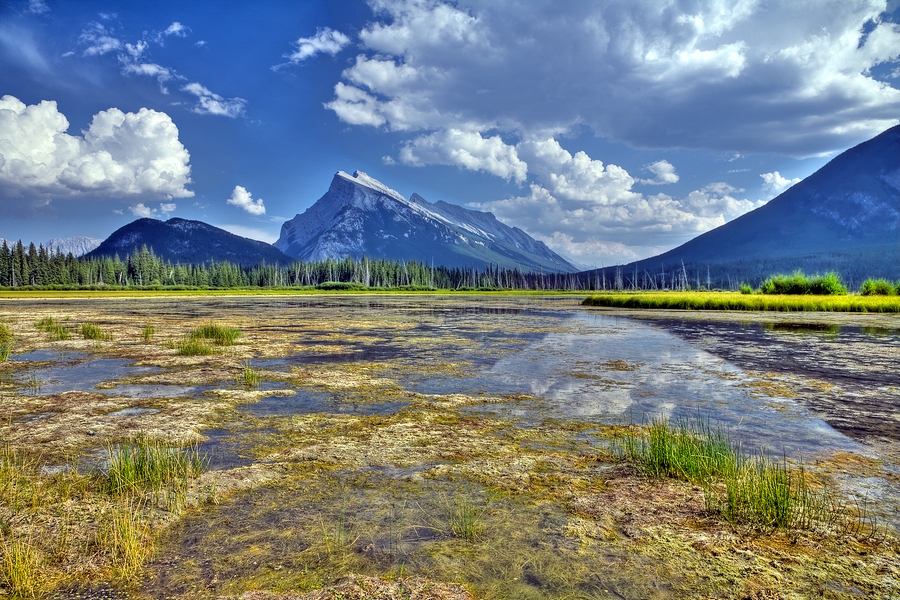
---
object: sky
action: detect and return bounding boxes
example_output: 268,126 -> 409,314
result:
1,0 -> 899,267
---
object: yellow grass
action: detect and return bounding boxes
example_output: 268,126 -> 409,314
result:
582,291 -> 900,312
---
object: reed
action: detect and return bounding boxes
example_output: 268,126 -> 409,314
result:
34,316 -> 70,340
239,360 -> 260,388
445,495 -> 488,542
175,337 -> 214,356
96,498 -> 151,580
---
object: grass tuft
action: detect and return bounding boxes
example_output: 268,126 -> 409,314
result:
860,278 -> 897,296
0,535 -> 42,598
80,322 -> 112,341
105,434 -> 207,499
759,271 -> 846,295
616,417 -> 873,535
0,324 -> 13,361
96,498 -> 152,580
140,324 -> 155,342
239,360 -> 260,388
445,495 -> 488,542
189,323 -> 240,346
34,316 -> 70,340
175,338 -> 214,356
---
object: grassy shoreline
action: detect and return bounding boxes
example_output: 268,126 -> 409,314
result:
583,291 -> 900,312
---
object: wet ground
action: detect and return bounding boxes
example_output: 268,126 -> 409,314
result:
0,295 -> 898,599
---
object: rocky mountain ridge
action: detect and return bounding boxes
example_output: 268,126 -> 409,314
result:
275,170 -> 575,272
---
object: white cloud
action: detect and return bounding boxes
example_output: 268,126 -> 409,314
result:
760,171 -> 802,199
79,22 -> 121,56
399,129 -> 527,182
226,185 -> 266,215
129,201 -> 175,218
162,22 -> 187,38
129,203 -> 154,218
474,143 -> 763,262
639,160 -> 680,185
326,1 -> 900,157
0,95 -> 193,204
160,202 -> 176,214
181,83 -> 246,118
286,27 -> 351,63
27,0 -> 49,15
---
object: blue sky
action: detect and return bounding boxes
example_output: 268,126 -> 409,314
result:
2,0 -> 899,266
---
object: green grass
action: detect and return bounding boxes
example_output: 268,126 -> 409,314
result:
0,535 -> 42,598
759,271 -> 846,295
239,360 -> 260,388
140,324 -> 155,342
0,324 -> 13,361
80,322 -> 112,341
445,495 -> 489,542
189,323 -> 240,346
174,338 -> 214,356
105,434 -> 207,499
582,291 -> 900,312
96,498 -> 152,580
34,316 -> 70,340
615,418 -> 871,535
860,278 -> 898,296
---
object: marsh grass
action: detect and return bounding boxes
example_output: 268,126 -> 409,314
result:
174,338 -> 214,356
80,322 -> 112,341
239,360 -> 260,388
860,278 -> 898,296
445,495 -> 488,542
582,291 -> 900,312
34,316 -> 70,340
97,498 -> 152,580
616,418 -> 871,535
140,324 -> 155,342
190,323 -> 240,346
105,434 -> 207,506
759,271 -> 847,295
0,324 -> 13,362
0,534 -> 42,598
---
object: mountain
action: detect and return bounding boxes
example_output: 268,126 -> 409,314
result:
86,218 -> 293,266
0,236 -> 101,256
45,236 -> 102,257
611,124 -> 900,286
276,170 -> 575,272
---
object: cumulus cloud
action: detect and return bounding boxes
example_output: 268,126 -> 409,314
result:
326,1 -> 900,156
129,202 -> 175,218
226,185 -> 266,215
473,143 -> 763,262
155,22 -> 188,43
760,171 -> 802,199
399,129 -> 527,182
0,95 -> 193,205
639,160 -> 680,185
286,27 -> 351,63
181,83 -> 246,118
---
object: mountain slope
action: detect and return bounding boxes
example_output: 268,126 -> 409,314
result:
276,170 -> 575,272
45,237 -> 102,257
618,124 -> 900,284
87,218 -> 292,266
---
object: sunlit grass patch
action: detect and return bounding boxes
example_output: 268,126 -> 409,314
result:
615,418 -> 875,535
238,360 -> 260,388
0,324 -> 13,361
0,534 -> 42,598
582,291 -> 900,312
96,498 -> 152,580
105,434 -> 207,508
34,316 -> 71,340
189,323 -> 240,346
174,337 -> 214,356
860,278 -> 898,296
759,271 -> 846,295
140,324 -> 155,343
80,322 -> 112,341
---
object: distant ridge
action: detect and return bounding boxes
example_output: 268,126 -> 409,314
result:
276,170 -> 575,272
601,124 -> 900,286
87,218 -> 292,266
0,236 -> 101,257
